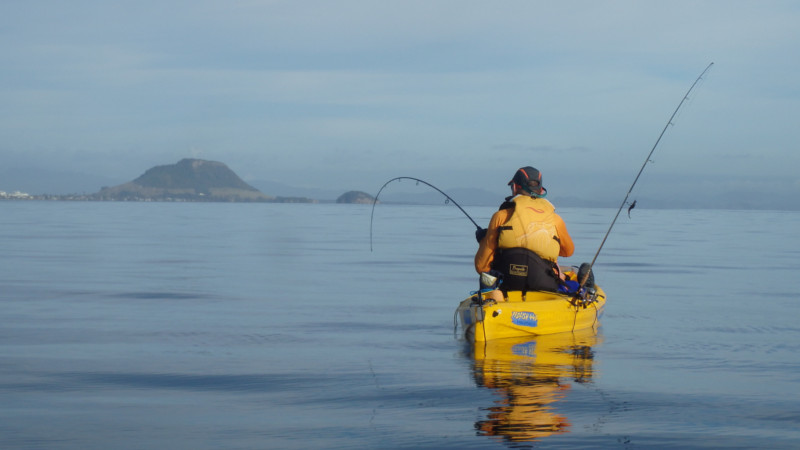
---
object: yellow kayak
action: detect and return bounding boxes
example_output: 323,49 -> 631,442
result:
456,276 -> 606,342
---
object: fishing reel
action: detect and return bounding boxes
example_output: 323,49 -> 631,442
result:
570,286 -> 598,308
470,271 -> 504,305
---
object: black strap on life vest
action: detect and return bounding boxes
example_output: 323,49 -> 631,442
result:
498,197 -> 515,211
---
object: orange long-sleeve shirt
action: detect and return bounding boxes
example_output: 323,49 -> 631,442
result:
474,207 -> 574,274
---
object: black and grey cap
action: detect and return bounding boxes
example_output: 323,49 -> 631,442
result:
508,166 -> 545,196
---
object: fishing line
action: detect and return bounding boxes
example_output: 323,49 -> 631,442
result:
580,62 -> 714,288
369,176 -> 480,251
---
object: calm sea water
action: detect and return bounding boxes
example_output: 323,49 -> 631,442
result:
1,201 -> 799,449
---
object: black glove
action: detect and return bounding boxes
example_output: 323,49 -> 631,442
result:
475,227 -> 487,243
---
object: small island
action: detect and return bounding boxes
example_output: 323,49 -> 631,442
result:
336,191 -> 376,204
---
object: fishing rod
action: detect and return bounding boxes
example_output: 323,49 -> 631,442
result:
580,62 -> 714,288
369,176 -> 480,251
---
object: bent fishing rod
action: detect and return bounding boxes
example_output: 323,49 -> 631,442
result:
370,176 -> 480,251
580,62 -> 714,288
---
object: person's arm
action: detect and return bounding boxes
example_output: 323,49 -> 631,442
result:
555,214 -> 574,257
474,209 -> 511,273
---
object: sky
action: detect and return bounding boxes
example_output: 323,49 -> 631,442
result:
1,1 -> 799,209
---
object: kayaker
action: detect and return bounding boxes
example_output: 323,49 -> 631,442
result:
474,166 -> 574,293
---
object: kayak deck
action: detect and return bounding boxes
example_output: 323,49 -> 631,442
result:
456,286 -> 606,342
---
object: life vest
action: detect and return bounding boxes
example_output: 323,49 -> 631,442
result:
496,196 -> 561,262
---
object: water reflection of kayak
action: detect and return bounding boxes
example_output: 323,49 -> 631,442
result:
472,328 -> 602,444
455,267 -> 606,342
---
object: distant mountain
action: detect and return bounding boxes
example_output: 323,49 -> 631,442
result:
134,159 -> 258,191
94,159 -> 274,202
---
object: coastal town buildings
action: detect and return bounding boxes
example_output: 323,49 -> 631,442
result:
0,190 -> 32,199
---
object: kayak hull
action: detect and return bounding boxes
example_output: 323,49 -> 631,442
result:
456,286 -> 606,342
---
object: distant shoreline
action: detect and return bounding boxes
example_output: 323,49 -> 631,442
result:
0,193 -> 319,203
4,191 -> 799,211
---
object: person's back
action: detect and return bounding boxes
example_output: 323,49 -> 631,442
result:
475,166 -> 573,293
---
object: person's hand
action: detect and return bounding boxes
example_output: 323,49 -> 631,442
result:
475,227 -> 487,243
